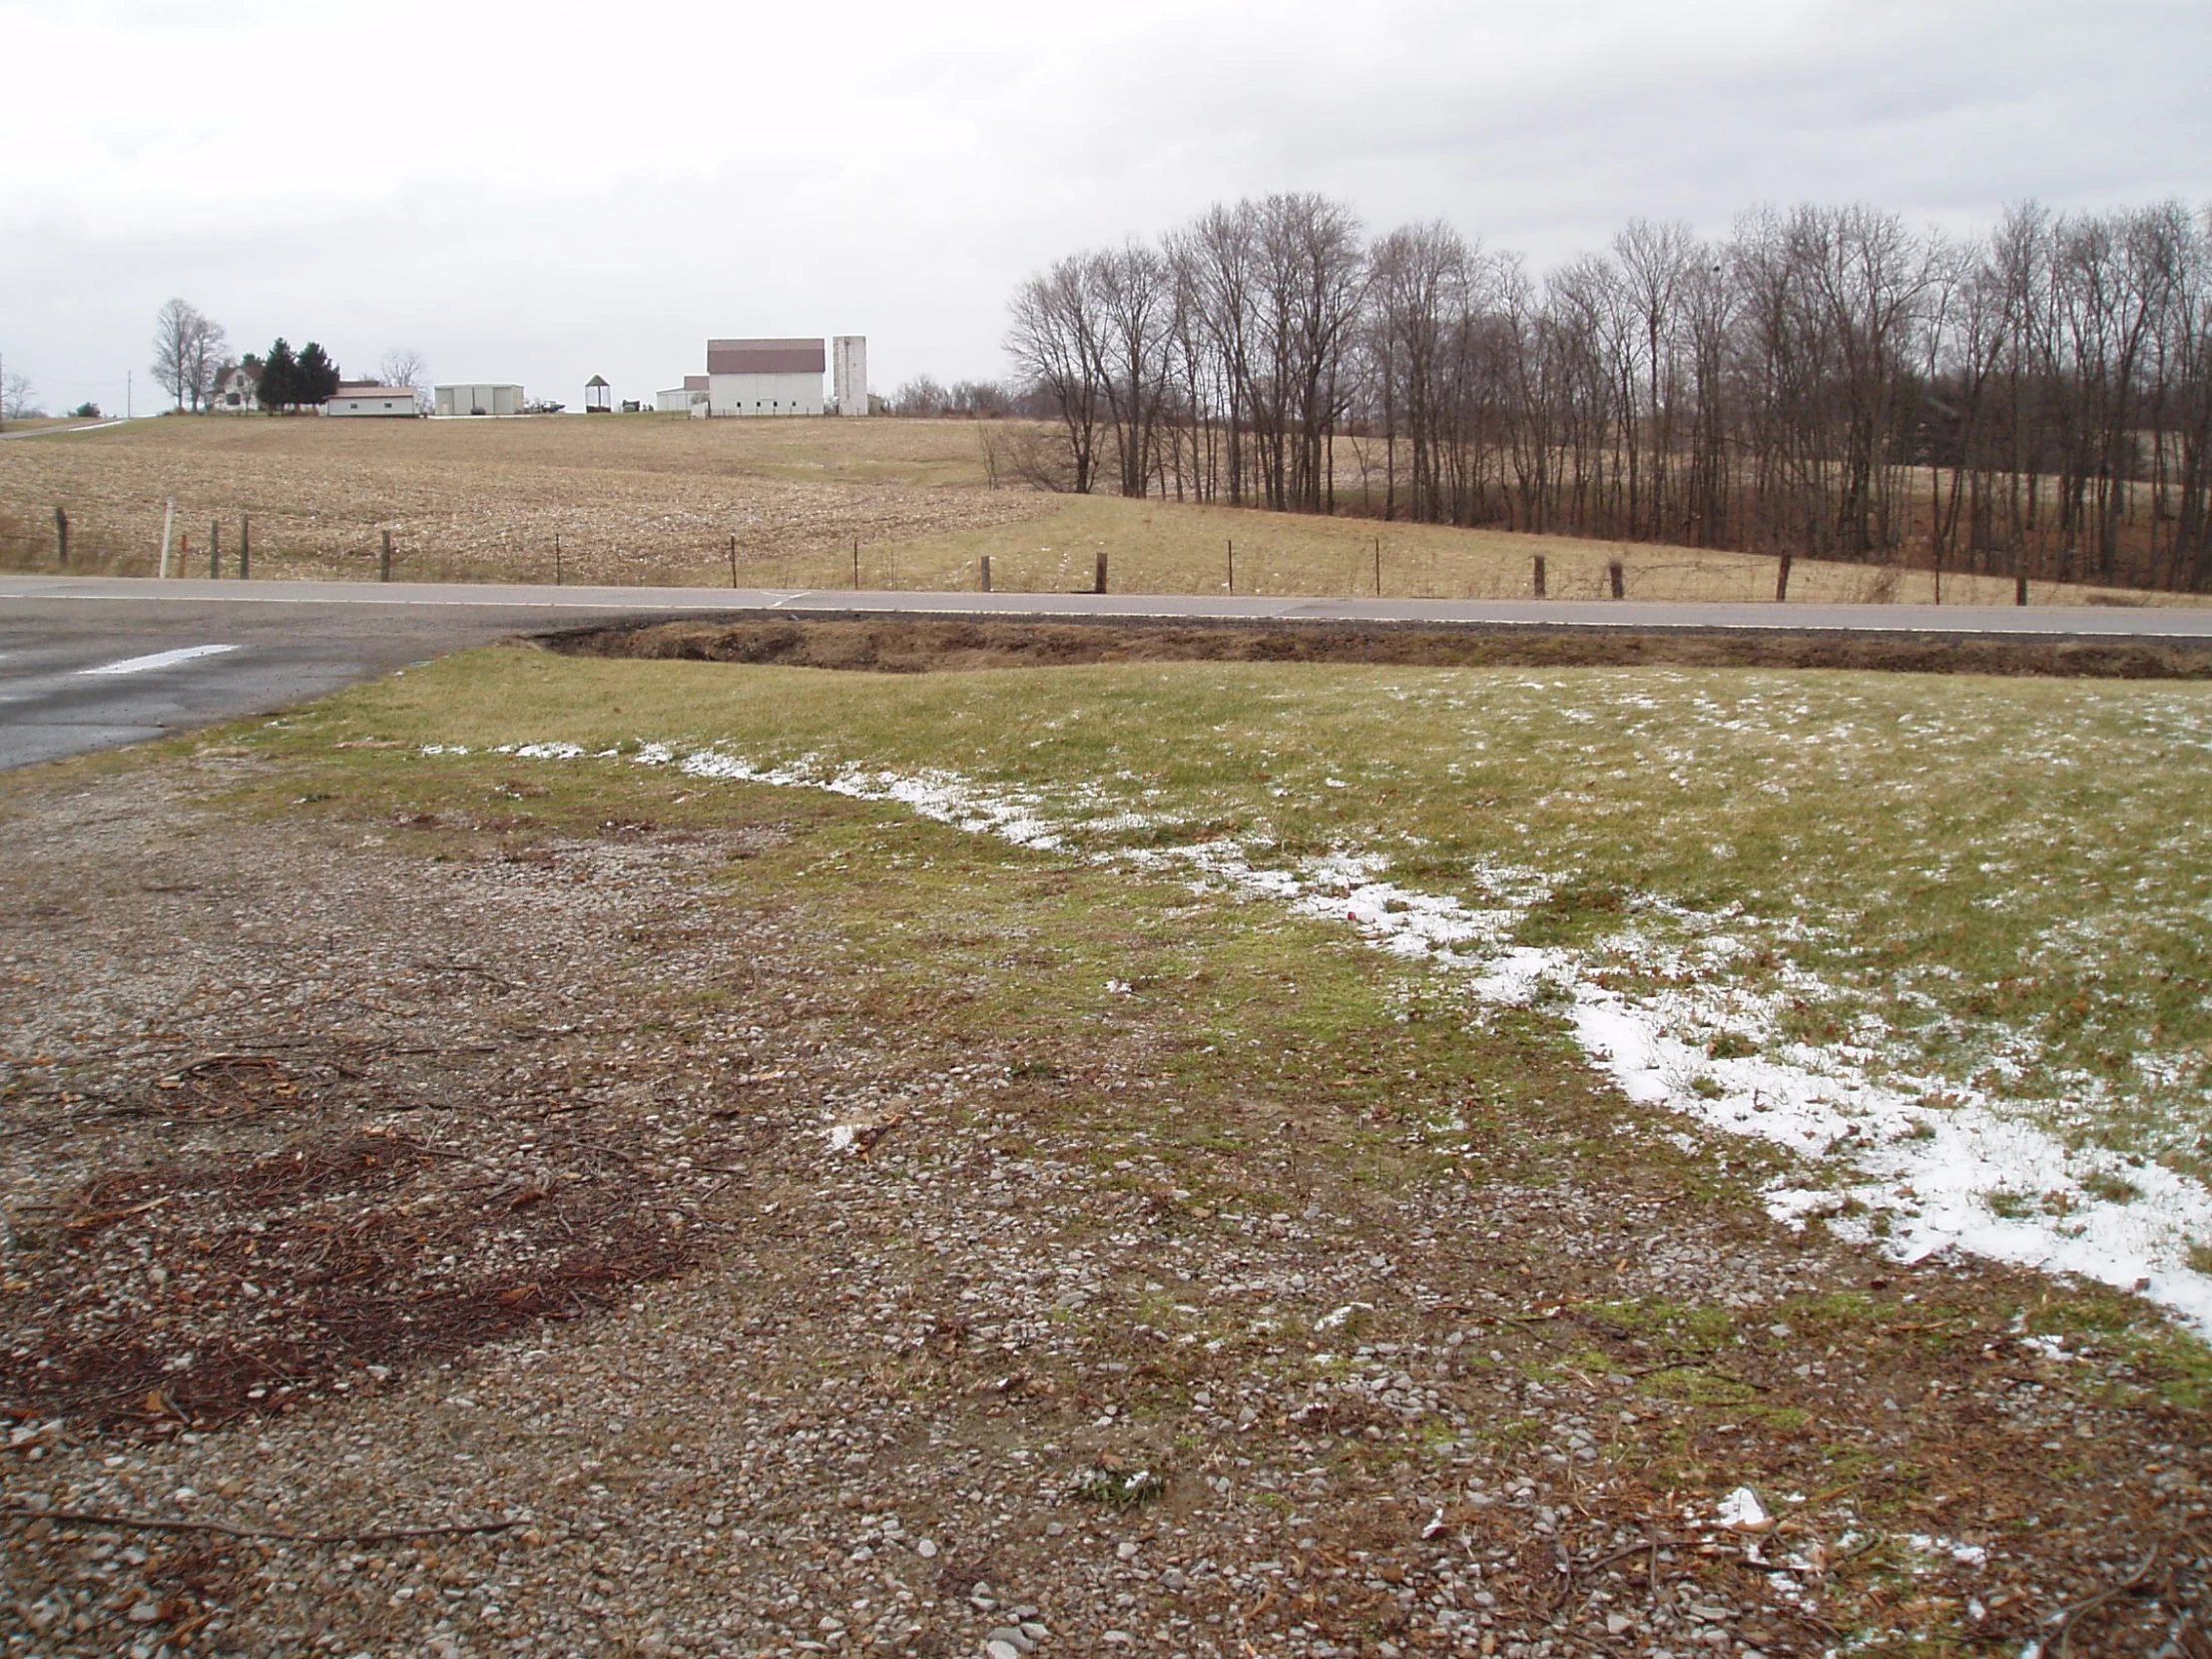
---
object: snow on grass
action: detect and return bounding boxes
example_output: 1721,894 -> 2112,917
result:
414,737 -> 2212,1336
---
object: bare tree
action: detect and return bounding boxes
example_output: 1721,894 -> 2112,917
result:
378,347 -> 430,408
151,299 -> 228,411
890,374 -> 951,415
1091,242 -> 1176,497
152,298 -> 199,410
1006,255 -> 1109,493
185,312 -> 227,412
1,368 -> 38,419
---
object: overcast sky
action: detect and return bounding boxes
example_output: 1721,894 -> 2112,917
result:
2,0 -> 2206,414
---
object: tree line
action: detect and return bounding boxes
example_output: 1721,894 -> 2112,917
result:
1004,196 -> 2212,590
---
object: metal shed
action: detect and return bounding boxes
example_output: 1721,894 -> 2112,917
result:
433,383 -> 525,417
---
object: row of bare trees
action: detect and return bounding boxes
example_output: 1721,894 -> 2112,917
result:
152,298 -> 230,412
1006,196 -> 2212,589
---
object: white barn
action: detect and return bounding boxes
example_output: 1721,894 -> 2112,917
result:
324,383 -> 421,417
434,383 -> 524,417
707,338 -> 825,417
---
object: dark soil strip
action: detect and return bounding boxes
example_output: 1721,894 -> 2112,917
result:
4,1126 -> 695,1433
546,616 -> 2212,678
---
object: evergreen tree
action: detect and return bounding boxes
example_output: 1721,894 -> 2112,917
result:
295,341 -> 339,405
260,338 -> 296,411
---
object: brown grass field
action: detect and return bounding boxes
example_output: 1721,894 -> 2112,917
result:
3,411 -> 2201,607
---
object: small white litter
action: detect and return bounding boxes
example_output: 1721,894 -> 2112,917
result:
1715,1486 -> 1770,1531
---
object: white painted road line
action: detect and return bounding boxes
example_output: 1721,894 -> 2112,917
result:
79,643 -> 241,677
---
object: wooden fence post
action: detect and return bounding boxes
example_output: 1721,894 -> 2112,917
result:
729,534 -> 737,589
1532,554 -> 1545,598
2016,573 -> 2029,606
980,555 -> 992,593
1227,538 -> 1234,595
1374,536 -> 1382,596
1775,552 -> 1792,603
852,539 -> 860,589
1094,551 -> 1108,595
54,506 -> 68,568
1608,558 -> 1625,600
209,519 -> 220,579
380,529 -> 393,582
239,514 -> 250,579
554,532 -> 562,586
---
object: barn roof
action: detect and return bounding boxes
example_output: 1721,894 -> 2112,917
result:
707,338 -> 826,375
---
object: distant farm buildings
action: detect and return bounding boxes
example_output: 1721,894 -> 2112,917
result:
655,375 -> 709,413
434,383 -> 525,417
664,336 -> 867,417
324,382 -> 421,417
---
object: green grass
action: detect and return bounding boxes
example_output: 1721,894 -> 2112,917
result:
257,647 -> 2212,1179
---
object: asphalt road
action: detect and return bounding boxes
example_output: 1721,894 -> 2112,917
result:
5,572 -> 2210,771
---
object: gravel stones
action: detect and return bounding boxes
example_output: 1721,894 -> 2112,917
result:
2,756 -> 2206,1656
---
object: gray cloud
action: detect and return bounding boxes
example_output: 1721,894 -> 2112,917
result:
1,0 -> 2203,413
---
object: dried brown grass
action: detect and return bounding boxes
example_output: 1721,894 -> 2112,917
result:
0,413 -> 1055,585
6,414 -> 2203,611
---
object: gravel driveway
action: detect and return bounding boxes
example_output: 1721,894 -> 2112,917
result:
2,755 -> 2203,1657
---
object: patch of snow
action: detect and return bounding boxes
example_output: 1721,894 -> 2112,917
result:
415,738 -> 2212,1336
1906,1534 -> 1990,1568
492,742 -> 584,760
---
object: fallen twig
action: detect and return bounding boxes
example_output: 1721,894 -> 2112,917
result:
2053,1549 -> 2160,1658
0,1504 -> 524,1546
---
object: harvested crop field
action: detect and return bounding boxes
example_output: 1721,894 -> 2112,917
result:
3,653 -> 2209,1658
0,416 -> 1057,587
6,415 -> 2202,613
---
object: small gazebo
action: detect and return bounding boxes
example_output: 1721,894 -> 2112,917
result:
584,375 -> 612,414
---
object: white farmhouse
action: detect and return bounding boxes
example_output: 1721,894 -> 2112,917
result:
324,382 -> 421,417
433,383 -> 524,417
213,362 -> 260,412
707,338 -> 825,417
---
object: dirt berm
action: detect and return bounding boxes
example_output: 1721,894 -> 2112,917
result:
548,615 -> 2212,678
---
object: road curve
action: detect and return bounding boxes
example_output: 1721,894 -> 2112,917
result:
3,573 -> 2209,772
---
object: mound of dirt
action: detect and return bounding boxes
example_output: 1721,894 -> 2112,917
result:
551,615 -> 2212,678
